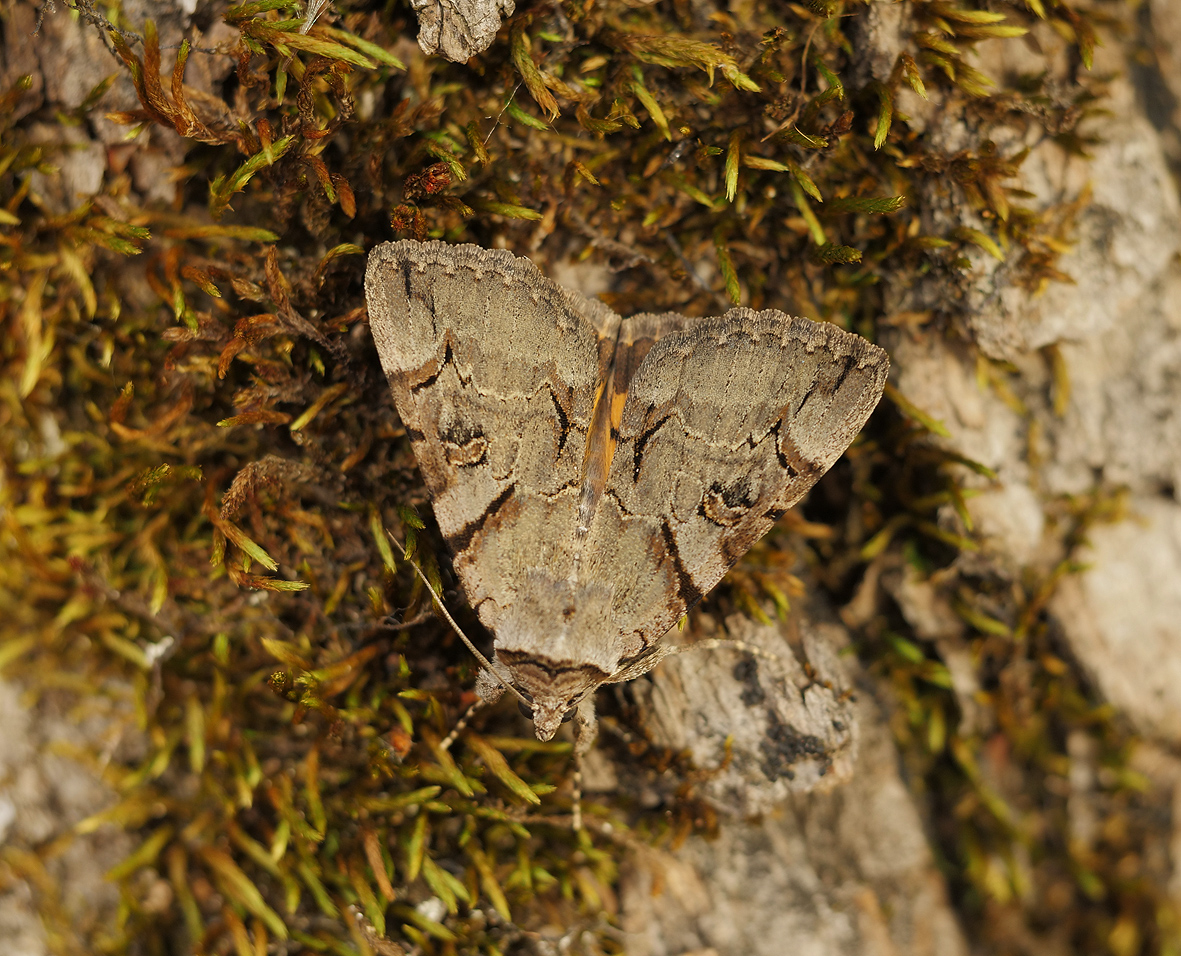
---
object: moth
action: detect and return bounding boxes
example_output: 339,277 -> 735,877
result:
366,241 -> 888,750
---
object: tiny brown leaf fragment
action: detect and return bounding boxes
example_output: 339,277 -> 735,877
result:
217,409 -> 292,428
350,904 -> 407,956
263,247 -> 290,313
362,830 -> 396,902
385,726 -> 413,761
110,382 -> 135,426
180,266 -> 221,298
220,455 -> 314,520
335,175 -> 357,217
390,204 -> 418,232
404,163 -> 453,201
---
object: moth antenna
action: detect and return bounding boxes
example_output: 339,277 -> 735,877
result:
385,531 -> 531,708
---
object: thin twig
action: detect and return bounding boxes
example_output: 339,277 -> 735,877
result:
383,608 -> 434,632
485,82 -> 524,147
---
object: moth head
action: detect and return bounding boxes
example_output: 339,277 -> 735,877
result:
493,653 -> 605,742
519,696 -> 572,742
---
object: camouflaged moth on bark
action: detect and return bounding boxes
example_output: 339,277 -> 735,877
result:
365,240 -> 889,749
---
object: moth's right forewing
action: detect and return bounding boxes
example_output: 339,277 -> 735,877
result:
585,309 -> 888,649
782,319 -> 890,474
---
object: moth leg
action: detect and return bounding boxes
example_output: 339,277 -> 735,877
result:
442,660 -> 508,753
571,695 -> 598,831
440,697 -> 485,753
602,637 -> 782,689
669,637 -> 784,667
474,662 -> 507,703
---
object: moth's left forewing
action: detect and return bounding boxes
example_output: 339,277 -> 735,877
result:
586,308 -> 888,651
365,241 -> 625,647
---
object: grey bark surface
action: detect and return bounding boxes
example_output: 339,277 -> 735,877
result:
0,681 -> 133,956
631,614 -> 858,817
859,2 -> 1181,749
1050,500 -> 1181,740
619,636 -> 967,956
410,0 -> 515,62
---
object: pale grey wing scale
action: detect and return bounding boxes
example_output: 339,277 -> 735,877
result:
364,240 -> 622,636
583,308 -> 889,662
